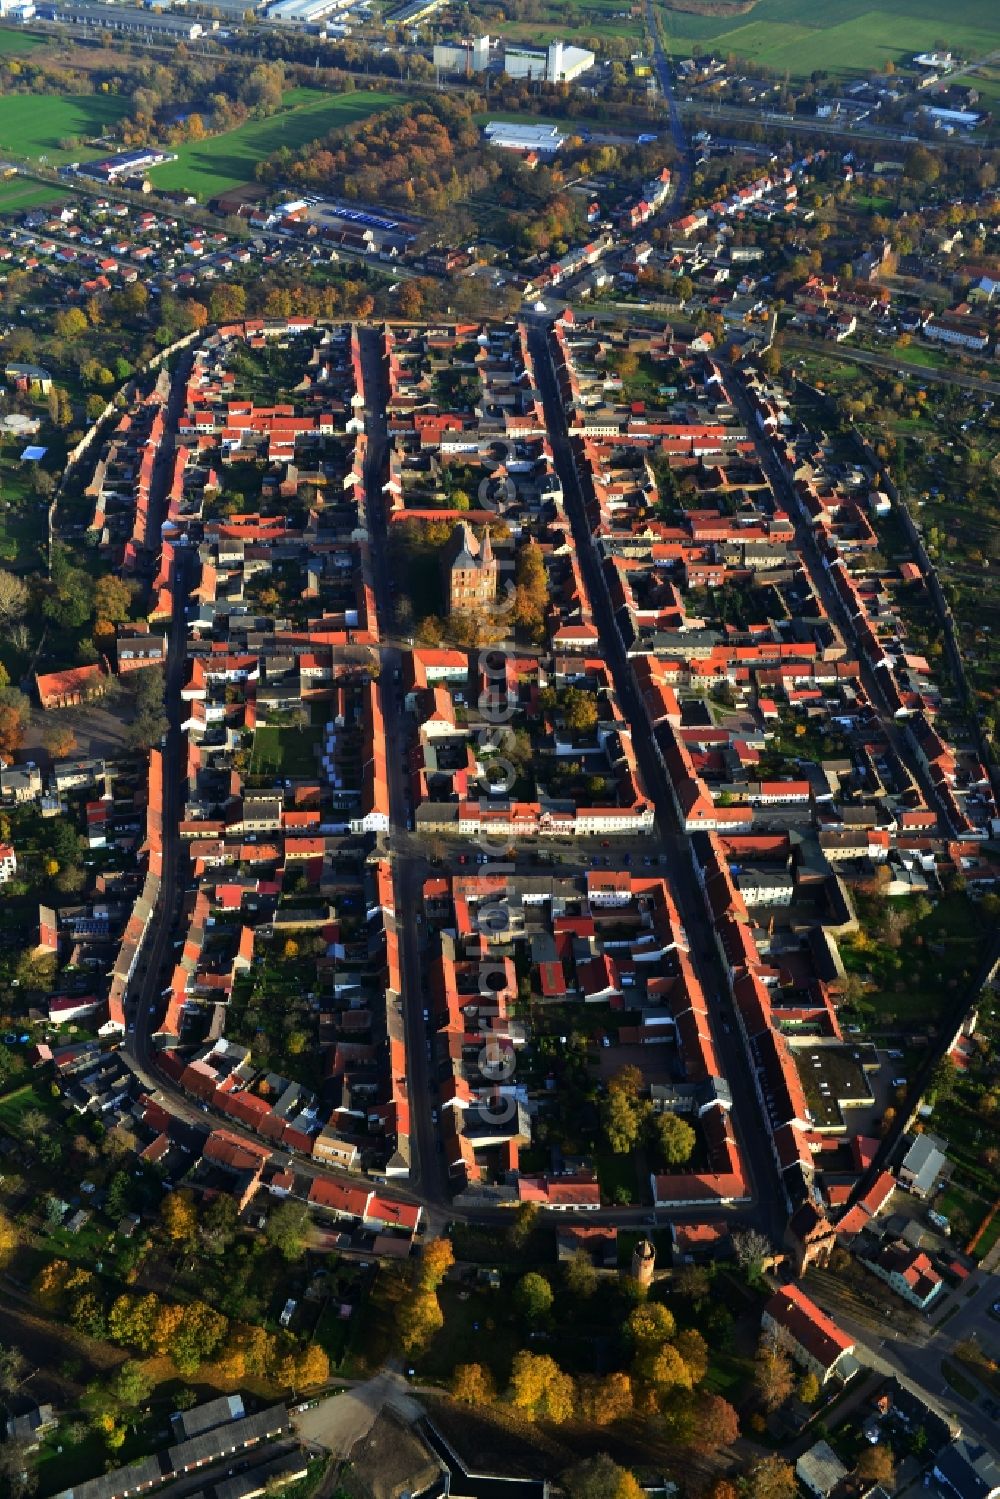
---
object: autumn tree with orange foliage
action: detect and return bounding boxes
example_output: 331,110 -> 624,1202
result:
451,1362 -> 496,1405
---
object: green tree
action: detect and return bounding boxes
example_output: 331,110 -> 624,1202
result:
0,1438 -> 34,1499
0,1345 -> 26,1398
44,546 -> 93,629
514,1271 -> 553,1323
112,1360 -> 151,1408
563,1249 -> 598,1299
201,1195 -> 238,1255
509,1200 -> 539,1251
264,1200 -> 309,1261
653,1112 -> 696,1165
105,1172 -> 131,1220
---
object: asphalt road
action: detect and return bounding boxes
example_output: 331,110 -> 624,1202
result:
645,0 -> 692,215
808,1268 -> 1000,1451
124,356 -> 193,1082
357,324 -> 450,1217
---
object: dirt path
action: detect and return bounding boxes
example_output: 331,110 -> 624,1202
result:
293,1370 -> 423,1458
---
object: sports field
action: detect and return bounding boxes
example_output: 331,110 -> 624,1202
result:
658,0 -> 998,78
0,92 -> 131,163
146,86 -> 399,200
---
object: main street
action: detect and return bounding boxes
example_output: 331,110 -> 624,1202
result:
123,356 -> 192,1087
356,324 -> 450,1217
527,320 -> 790,1245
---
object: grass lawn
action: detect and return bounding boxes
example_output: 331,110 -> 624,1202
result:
0,175 -> 69,215
0,494 -> 49,569
147,87 -> 399,200
0,1078 -> 61,1135
703,1349 -> 755,1397
593,1147 -> 644,1205
36,1428 -> 110,1498
262,1458 -> 327,1499
851,193 -> 893,212
36,1408 -> 166,1499
972,1210 -> 1000,1262
0,26 -> 46,53
935,1183 -> 986,1225
414,1281 -> 521,1386
657,0 -> 998,79
315,1300 -> 356,1368
0,93 -> 131,164
249,723 -> 322,778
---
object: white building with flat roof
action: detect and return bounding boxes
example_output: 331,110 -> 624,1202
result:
483,120 -> 566,154
266,0 -> 358,21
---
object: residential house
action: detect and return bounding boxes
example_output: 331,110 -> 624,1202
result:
898,1134 -> 947,1198
761,1283 -> 856,1384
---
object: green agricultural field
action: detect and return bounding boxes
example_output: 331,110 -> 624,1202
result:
488,0 -> 643,43
147,86 -> 399,200
0,93 -> 131,163
0,25 -> 46,54
0,175 -> 69,215
657,0 -> 998,79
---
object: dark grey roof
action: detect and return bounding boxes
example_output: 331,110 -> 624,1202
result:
168,1406 -> 289,1473
172,1392 -> 245,1442
934,1440 -> 1000,1499
211,1449 -> 309,1499
55,1453 -> 164,1499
